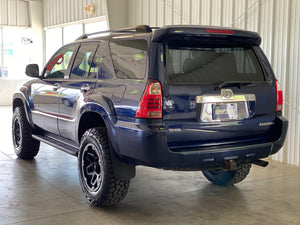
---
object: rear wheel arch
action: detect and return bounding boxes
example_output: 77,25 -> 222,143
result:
77,97 -> 117,143
77,111 -> 107,143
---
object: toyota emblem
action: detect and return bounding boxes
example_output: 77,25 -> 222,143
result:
221,89 -> 234,99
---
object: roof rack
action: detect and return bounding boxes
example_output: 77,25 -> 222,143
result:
76,25 -> 156,41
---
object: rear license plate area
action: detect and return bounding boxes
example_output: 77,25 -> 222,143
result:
212,103 -> 237,121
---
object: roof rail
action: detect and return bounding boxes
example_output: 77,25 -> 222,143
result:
76,25 -> 154,41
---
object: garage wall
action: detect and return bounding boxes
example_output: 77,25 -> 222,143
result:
0,0 -> 30,27
128,0 -> 300,166
43,0 -> 108,27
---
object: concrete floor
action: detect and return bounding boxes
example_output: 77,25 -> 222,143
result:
1,106 -> 300,225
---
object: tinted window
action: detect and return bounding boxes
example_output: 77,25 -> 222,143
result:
70,43 -> 97,79
88,41 -> 114,79
45,45 -> 75,79
167,43 -> 265,84
110,39 -> 147,79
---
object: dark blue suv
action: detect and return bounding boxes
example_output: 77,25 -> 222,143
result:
12,25 -> 288,207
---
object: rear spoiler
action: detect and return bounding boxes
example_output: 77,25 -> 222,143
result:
152,26 -> 261,46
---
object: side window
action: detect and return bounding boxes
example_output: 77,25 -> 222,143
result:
45,45 -> 75,79
109,39 -> 147,79
88,41 -> 115,79
70,43 -> 98,79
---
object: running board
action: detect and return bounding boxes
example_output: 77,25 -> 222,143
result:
32,134 -> 78,156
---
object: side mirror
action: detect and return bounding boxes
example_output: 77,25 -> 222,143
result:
25,64 -> 40,78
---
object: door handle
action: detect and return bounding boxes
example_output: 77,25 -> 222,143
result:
81,84 -> 91,93
53,83 -> 61,91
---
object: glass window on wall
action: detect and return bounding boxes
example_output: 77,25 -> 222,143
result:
85,21 -> 108,33
46,28 -> 62,62
63,24 -> 83,45
45,19 -> 108,65
1,27 -> 34,79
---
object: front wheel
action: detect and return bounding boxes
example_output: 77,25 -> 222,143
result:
202,163 -> 251,186
78,127 -> 130,207
12,106 -> 40,159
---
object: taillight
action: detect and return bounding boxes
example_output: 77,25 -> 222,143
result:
275,79 -> 283,111
136,80 -> 162,118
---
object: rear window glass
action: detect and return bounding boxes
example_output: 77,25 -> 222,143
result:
167,43 -> 265,84
110,39 -> 147,79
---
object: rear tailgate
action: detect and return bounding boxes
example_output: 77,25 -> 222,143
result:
160,31 -> 277,152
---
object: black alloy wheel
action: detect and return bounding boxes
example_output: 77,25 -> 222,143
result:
81,143 -> 104,194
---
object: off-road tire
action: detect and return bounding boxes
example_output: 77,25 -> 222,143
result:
78,127 -> 130,207
203,163 -> 251,186
12,106 -> 40,159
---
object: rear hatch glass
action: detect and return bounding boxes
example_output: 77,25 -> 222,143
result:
167,41 -> 265,84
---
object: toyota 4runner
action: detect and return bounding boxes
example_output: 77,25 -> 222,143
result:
12,25 -> 288,207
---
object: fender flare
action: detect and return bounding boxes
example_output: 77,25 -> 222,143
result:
13,91 -> 34,128
77,95 -> 118,149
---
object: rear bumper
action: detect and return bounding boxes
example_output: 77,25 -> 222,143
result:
113,114 -> 288,170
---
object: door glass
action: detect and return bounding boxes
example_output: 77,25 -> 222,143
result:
44,45 -> 76,79
70,44 -> 98,79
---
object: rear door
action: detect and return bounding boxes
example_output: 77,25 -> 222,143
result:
58,42 -> 98,141
162,40 -> 276,150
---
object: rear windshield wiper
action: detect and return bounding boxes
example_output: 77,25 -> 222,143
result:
215,81 -> 253,89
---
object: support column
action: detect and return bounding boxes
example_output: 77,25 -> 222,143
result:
28,0 -> 44,68
106,0 -> 129,29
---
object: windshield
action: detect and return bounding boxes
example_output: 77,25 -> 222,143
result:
166,42 -> 265,85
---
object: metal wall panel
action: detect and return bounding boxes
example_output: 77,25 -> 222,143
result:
190,0 -> 200,25
271,0 -> 290,162
173,0 -> 181,24
165,0 -> 173,25
246,0 -> 259,31
223,0 -> 234,27
285,0 -> 300,166
149,0 -> 157,26
201,0 -> 211,25
234,0 -> 246,29
143,0 -> 150,24
211,0 -> 222,26
0,0 -> 29,27
128,0 -> 300,166
157,0 -> 165,26
181,0 -> 190,24
43,0 -> 107,28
